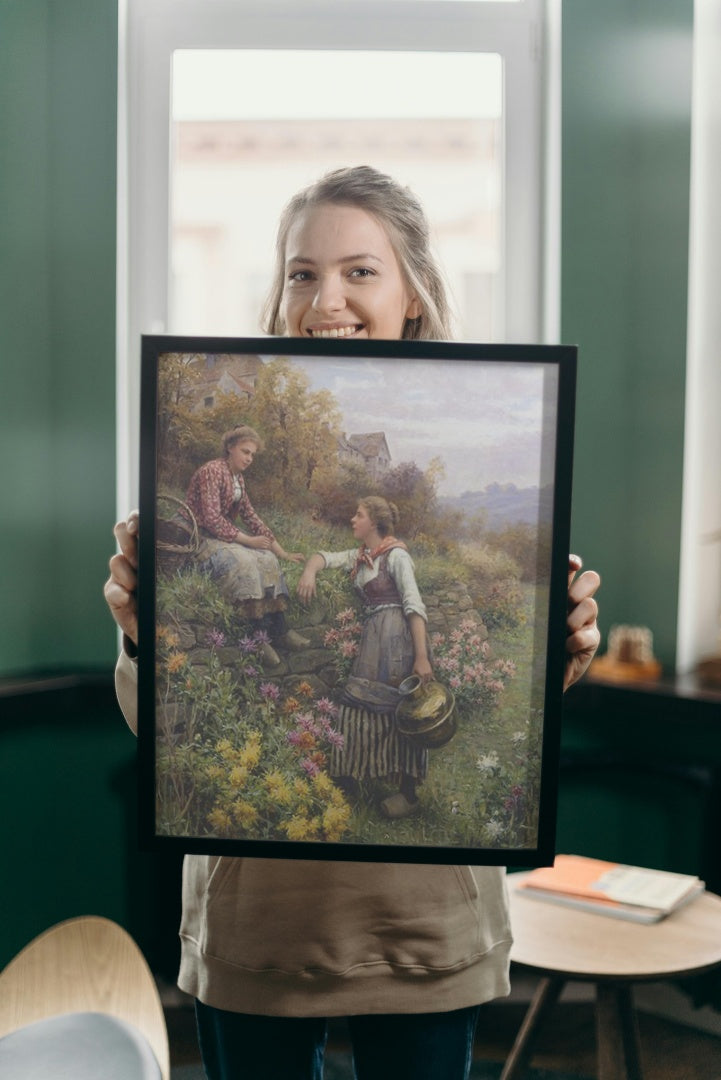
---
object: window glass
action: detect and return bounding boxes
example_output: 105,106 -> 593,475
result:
170,50 -> 503,341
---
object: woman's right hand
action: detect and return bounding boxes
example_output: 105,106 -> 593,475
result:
104,510 -> 139,646
240,533 -> 273,551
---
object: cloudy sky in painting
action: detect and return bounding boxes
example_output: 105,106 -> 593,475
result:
281,354 -> 558,498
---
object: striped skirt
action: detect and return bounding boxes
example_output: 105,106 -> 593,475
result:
328,705 -> 428,781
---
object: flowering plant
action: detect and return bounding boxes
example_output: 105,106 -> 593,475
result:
156,619 -> 353,843
323,607 -> 363,681
430,618 -> 515,715
203,681 -> 351,843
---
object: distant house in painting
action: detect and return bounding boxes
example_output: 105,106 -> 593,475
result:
190,353 -> 263,411
338,432 -> 391,480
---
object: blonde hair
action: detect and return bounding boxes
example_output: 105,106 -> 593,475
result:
359,495 -> 400,538
262,166 -> 454,341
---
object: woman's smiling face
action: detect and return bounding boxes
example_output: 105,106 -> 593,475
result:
280,203 -> 421,340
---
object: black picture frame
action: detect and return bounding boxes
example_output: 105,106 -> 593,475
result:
138,335 -> 576,865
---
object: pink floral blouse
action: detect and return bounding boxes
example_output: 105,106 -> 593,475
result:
185,459 -> 275,545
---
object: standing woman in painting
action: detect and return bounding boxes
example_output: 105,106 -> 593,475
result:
106,166 -> 601,1080
298,495 -> 431,818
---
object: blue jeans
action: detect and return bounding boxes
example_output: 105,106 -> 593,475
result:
195,1000 -> 481,1080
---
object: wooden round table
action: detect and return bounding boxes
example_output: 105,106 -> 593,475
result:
502,873 -> 721,1080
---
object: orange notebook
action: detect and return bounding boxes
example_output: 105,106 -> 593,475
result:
517,855 -> 704,923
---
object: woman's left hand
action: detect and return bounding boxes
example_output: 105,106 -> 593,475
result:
565,554 -> 601,691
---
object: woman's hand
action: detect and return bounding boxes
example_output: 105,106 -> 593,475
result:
240,533 -> 273,551
297,554 -> 326,603
271,541 -> 305,564
104,510 -> 139,646
565,554 -> 601,691
296,568 -> 318,604
412,654 -> 433,685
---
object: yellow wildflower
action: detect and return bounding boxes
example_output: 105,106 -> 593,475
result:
215,739 -> 232,755
328,786 -> 350,809
229,765 -> 249,788
231,800 -> 258,829
206,764 -> 224,781
285,815 -> 314,841
322,804 -> 351,837
311,772 -> 334,797
265,771 -> 293,806
239,738 -> 262,770
166,651 -> 188,673
207,808 -> 232,833
293,778 -> 311,801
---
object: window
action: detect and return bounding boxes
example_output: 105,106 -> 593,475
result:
170,49 -> 503,341
118,0 -> 557,509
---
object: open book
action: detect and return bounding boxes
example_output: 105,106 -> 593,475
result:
516,854 -> 705,923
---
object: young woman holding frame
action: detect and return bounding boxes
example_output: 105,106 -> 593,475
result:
105,166 -> 600,1080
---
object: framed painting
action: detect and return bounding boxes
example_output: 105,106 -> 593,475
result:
137,335 -> 576,865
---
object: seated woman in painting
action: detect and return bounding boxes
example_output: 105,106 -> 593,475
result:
184,424 -> 307,666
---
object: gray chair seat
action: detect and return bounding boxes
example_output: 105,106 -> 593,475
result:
0,1011 -> 163,1079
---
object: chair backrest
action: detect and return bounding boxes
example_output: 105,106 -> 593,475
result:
0,915 -> 170,1080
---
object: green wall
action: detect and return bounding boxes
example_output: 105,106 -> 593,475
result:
0,0 -> 118,676
562,0 -> 693,670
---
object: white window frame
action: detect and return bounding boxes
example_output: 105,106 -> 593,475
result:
117,0 -> 558,512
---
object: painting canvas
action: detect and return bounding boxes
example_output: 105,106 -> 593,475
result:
138,336 -> 576,865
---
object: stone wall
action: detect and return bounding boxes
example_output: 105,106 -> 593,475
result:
166,578 -> 488,703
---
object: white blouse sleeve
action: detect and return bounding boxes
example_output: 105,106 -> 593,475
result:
317,548 -> 357,572
388,548 -> 427,621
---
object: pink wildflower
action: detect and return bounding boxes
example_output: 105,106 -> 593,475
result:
316,697 -> 339,718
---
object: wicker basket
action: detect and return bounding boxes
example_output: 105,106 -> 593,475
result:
156,495 -> 199,572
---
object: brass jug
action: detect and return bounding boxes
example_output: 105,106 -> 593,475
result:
395,675 -> 457,750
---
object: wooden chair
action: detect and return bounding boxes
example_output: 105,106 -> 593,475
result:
0,915 -> 169,1079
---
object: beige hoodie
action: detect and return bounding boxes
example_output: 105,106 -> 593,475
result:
116,651 -> 512,1016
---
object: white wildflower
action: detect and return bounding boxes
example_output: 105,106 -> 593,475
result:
475,751 -> 500,773
485,819 -> 504,841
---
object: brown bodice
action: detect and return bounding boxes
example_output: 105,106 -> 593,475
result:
360,553 -> 403,608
